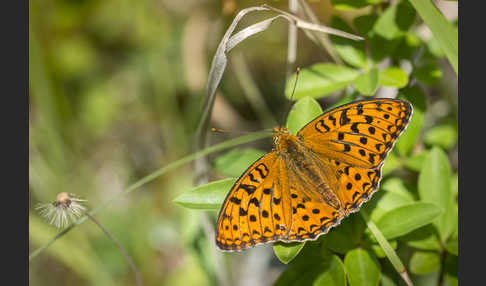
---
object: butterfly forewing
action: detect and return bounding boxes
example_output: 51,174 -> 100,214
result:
298,99 -> 412,169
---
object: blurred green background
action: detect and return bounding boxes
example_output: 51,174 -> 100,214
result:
29,0 -> 457,285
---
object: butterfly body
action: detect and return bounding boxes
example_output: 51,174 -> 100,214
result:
216,98 -> 412,251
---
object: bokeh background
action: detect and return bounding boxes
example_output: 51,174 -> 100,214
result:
29,0 -> 458,285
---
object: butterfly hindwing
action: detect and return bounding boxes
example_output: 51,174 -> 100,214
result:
298,99 -> 412,169
216,153 -> 294,251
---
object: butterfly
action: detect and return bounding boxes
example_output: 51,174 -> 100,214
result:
215,98 -> 412,251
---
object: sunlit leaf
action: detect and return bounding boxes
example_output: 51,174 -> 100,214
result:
378,67 -> 408,88
354,68 -> 379,95
173,178 -> 236,210
376,202 -> 442,239
409,251 -> 441,275
287,96 -> 323,134
274,242 -> 306,264
212,148 -> 265,177
418,147 -> 455,242
285,63 -> 359,99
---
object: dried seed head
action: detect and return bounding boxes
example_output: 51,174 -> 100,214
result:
36,193 -> 87,228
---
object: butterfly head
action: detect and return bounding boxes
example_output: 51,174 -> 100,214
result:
272,126 -> 292,149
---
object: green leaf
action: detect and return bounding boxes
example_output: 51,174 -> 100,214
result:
354,68 -> 379,95
408,0 -> 458,74
329,16 -> 367,69
412,63 -> 443,85
287,96 -> 323,134
375,202 -> 442,239
285,63 -> 359,100
451,173 -> 458,197
313,255 -> 347,286
418,147 -> 454,242
409,251 -> 441,275
378,67 -> 409,88
173,178 -> 236,210
380,178 -> 415,201
365,190 -> 415,222
381,151 -> 401,176
331,0 -> 382,11
324,214 -> 366,254
373,2 -> 416,40
404,151 -> 427,172
423,125 -> 457,150
399,225 -> 441,251
396,86 -> 426,155
212,148 -> 265,177
273,242 -> 306,264
344,248 -> 381,286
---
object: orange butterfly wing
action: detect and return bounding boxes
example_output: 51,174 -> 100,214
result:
216,153 -> 295,251
298,98 -> 412,169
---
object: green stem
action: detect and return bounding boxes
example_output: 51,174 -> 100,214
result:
29,132 -> 271,261
360,209 -> 413,286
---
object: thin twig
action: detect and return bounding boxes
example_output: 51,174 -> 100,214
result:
84,212 -> 144,286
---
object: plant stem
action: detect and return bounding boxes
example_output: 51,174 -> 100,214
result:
360,209 -> 414,286
84,212 -> 144,286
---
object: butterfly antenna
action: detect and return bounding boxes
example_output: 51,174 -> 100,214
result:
280,67 -> 301,127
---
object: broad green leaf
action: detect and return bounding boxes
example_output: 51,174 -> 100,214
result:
418,147 -> 454,242
373,2 -> 416,40
329,16 -> 367,69
287,96 -> 323,134
409,251 -> 440,275
344,248 -> 381,286
173,178 -> 236,210
399,225 -> 440,251
396,86 -> 426,155
376,202 -> 442,239
423,125 -> 457,150
323,92 -> 357,112
380,178 -> 414,201
412,63 -> 443,85
365,190 -> 415,222
212,148 -> 265,177
285,63 -> 359,99
324,214 -> 366,254
404,152 -> 427,172
378,67 -> 408,88
313,255 -> 347,286
331,0 -> 382,11
274,242 -> 306,264
408,0 -> 458,73
381,151 -> 401,176
451,173 -> 458,197
354,68 -> 379,95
